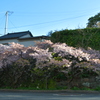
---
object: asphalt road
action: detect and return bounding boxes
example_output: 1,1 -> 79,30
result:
0,90 -> 100,100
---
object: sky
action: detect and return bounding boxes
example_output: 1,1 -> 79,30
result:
0,0 -> 100,36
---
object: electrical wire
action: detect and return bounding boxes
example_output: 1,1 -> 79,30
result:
8,13 -> 91,29
8,18 -> 20,31
0,15 -> 5,29
0,7 -> 100,30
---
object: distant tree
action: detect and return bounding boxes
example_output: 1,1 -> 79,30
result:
47,30 -> 53,36
87,12 -> 100,28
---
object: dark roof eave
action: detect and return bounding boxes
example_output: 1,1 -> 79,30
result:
18,36 -> 48,40
0,37 -> 19,40
0,31 -> 33,40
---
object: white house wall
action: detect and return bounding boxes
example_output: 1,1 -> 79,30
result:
0,39 -> 18,44
19,40 -> 35,47
0,38 -> 45,47
19,39 -> 42,47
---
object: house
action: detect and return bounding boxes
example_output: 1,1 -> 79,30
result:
0,31 -> 48,47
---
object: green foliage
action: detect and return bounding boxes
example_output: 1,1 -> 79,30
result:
50,28 -> 100,50
0,39 -> 100,90
87,12 -> 100,28
71,86 -> 94,91
47,79 -> 56,89
54,57 -> 62,61
71,86 -> 80,90
94,86 -> 100,91
81,68 -> 98,78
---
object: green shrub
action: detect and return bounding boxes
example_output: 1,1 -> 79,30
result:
50,28 -> 100,50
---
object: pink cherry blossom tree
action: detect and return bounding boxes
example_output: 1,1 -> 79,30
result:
0,40 -> 100,88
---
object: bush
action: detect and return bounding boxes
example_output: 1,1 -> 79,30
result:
0,40 -> 100,89
50,28 -> 100,50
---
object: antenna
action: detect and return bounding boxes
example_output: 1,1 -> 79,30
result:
4,11 -> 13,35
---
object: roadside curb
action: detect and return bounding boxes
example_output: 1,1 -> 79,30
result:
0,89 -> 100,94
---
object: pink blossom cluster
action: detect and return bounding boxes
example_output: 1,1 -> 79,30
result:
34,40 -> 100,72
0,40 -> 100,73
35,40 -> 53,49
0,42 -> 28,68
52,43 -> 90,61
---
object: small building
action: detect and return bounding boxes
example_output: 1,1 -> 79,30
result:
0,31 -> 48,47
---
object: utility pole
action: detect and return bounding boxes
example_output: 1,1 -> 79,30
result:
4,11 -> 13,35
4,11 -> 8,35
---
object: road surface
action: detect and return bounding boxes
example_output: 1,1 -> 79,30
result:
0,90 -> 100,100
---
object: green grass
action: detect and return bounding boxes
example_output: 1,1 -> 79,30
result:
0,86 -> 100,91
0,86 -> 68,90
71,86 -> 100,91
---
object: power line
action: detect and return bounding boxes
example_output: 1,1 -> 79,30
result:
8,13 -> 91,29
0,8 -> 99,30
8,18 -> 20,31
0,15 -> 5,28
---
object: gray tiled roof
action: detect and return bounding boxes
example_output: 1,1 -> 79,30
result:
0,31 -> 33,40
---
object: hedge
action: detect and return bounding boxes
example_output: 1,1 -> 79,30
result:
50,28 -> 100,50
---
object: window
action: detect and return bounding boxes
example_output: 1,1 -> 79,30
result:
2,43 -> 9,46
